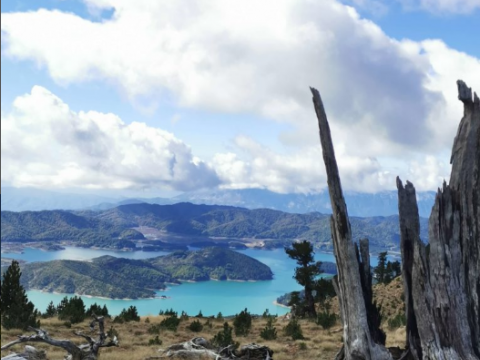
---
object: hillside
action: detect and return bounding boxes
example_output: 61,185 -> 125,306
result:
95,203 -> 429,251
0,210 -> 143,249
148,247 -> 274,281
1,203 -> 429,252
18,248 -> 273,298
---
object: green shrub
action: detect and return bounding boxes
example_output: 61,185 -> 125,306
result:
317,311 -> 336,329
114,306 -> 140,323
212,322 -> 237,348
388,313 -> 406,330
148,324 -> 161,335
233,308 -> 252,336
160,315 -> 180,332
159,308 -> 177,316
145,317 -> 150,323
204,319 -> 213,329
188,319 -> 204,332
284,318 -> 305,340
148,335 -> 162,346
216,312 -> 224,321
299,342 -> 308,350
57,296 -> 85,324
260,317 -> 277,340
195,310 -> 203,318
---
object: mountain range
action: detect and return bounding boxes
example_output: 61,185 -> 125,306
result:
1,202 -> 429,252
1,187 -> 436,218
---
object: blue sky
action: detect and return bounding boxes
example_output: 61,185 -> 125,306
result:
1,0 -> 479,197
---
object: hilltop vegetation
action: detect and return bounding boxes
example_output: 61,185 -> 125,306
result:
149,247 -> 274,281
17,248 -> 273,299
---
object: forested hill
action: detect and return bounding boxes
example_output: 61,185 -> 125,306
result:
18,248 -> 273,298
94,202 -> 429,250
1,210 -> 144,248
1,202 -> 429,251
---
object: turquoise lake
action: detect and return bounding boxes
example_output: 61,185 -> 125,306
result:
2,246 -> 386,317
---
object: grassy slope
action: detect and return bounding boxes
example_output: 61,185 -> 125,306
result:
1,277 -> 406,360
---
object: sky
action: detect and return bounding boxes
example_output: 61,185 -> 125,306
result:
1,0 -> 479,198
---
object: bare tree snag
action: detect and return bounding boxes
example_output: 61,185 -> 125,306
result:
397,80 -> 480,360
311,87 -> 392,360
1,314 -> 118,360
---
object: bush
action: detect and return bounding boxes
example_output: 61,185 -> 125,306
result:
195,310 -> 203,318
57,296 -> 85,324
299,342 -> 308,351
388,313 -> 406,330
188,319 -> 204,332
160,315 -> 180,332
145,317 -> 150,323
148,335 -> 162,346
260,317 -> 277,340
114,306 -> 140,323
317,311 -> 336,329
233,308 -> 252,336
284,319 -> 305,340
159,308 -> 177,316
86,303 -> 109,318
148,324 -> 161,335
216,312 -> 224,321
212,322 -> 238,348
107,326 -> 119,339
204,319 -> 213,329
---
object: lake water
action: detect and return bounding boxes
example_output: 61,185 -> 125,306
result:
2,246 -> 386,316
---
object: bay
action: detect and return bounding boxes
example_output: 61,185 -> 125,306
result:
2,246 -> 388,316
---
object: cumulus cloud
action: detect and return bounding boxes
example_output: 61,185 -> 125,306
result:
1,86 -> 220,190
1,0 -> 479,193
212,136 -> 396,193
396,0 -> 480,14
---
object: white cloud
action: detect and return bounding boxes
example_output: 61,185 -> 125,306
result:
1,0 -> 479,193
1,86 -> 220,191
396,0 -> 480,14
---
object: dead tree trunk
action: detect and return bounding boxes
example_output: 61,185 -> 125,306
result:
1,314 -> 118,360
311,87 -> 392,360
397,80 -> 480,360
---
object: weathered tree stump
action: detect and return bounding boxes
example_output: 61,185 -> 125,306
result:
311,87 -> 393,360
397,80 -> 480,360
1,314 -> 118,360
150,338 -> 273,360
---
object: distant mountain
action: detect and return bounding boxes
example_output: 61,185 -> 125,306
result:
18,248 -> 273,298
1,187 -> 435,218
1,187 -> 115,212
95,202 -> 429,251
1,203 -> 429,252
173,188 -> 436,218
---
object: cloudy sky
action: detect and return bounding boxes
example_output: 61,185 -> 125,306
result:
1,0 -> 479,197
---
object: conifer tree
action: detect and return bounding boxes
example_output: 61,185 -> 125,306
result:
285,240 -> 322,317
1,260 -> 39,330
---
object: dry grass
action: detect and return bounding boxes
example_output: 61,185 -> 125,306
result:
1,278 -> 407,359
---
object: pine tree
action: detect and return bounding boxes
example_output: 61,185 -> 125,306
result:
374,252 -> 388,283
44,301 -> 57,318
285,240 -> 322,317
1,260 -> 39,330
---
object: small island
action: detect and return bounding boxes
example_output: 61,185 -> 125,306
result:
19,247 -> 273,299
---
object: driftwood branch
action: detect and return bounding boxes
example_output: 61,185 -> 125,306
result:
150,338 -> 273,360
397,80 -> 480,360
1,314 -> 118,360
311,87 -> 392,360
